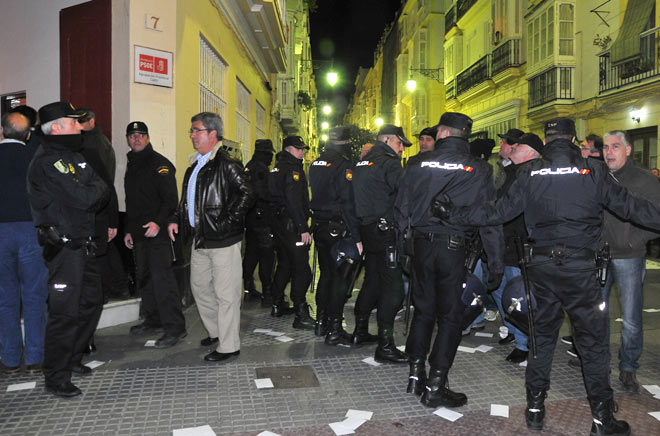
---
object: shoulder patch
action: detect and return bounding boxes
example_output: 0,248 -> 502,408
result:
345,169 -> 353,181
292,171 -> 300,181
53,160 -> 69,174
157,165 -> 170,175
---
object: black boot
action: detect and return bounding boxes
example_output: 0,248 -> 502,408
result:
292,303 -> 315,330
407,357 -> 426,396
351,313 -> 377,346
420,368 -> 467,408
374,327 -> 408,364
261,285 -> 273,308
525,387 -> 547,430
271,298 -> 294,317
325,317 -> 352,346
244,278 -> 260,301
589,398 -> 631,436
314,309 -> 328,337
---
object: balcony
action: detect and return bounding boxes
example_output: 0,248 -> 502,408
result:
528,67 -> 574,109
446,78 -> 456,100
599,28 -> 660,93
457,0 -> 478,21
491,38 -> 522,76
445,5 -> 456,34
456,55 -> 491,95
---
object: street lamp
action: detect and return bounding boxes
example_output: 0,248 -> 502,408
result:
375,117 -> 384,127
321,121 -> 329,130
321,134 -> 328,141
327,72 -> 338,86
323,105 -> 332,115
407,79 -> 417,92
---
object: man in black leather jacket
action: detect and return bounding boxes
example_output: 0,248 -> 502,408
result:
168,112 -> 253,363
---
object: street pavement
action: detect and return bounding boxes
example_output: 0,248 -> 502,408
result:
2,263 -> 660,436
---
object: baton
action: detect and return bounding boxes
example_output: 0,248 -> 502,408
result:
403,218 -> 414,336
515,236 -> 537,358
345,254 -> 364,299
310,242 -> 318,294
170,239 -> 177,263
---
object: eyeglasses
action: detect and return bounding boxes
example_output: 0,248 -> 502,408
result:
580,145 -> 596,153
127,133 -> 146,139
189,128 -> 210,135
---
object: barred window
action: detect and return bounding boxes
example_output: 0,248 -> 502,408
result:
199,36 -> 227,120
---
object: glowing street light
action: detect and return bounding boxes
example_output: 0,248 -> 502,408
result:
321,121 -> 329,130
323,105 -> 332,115
327,72 -> 338,86
407,79 -> 417,92
321,134 -> 328,141
375,117 -> 384,127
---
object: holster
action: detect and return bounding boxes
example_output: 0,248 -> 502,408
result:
464,236 -> 483,272
596,243 -> 611,286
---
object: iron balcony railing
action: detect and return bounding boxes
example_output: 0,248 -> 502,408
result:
456,54 -> 491,95
528,66 -> 574,109
445,5 -> 456,34
491,38 -> 522,76
457,0 -> 478,21
599,27 -> 660,93
446,78 -> 456,100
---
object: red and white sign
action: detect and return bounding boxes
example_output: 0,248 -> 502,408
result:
134,45 -> 173,88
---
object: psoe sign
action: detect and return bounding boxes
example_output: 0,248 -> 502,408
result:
134,45 -> 173,88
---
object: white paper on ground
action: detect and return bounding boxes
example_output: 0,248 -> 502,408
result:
457,345 -> 476,353
519,360 -> 528,367
615,318 -> 623,322
338,417 -> 366,430
275,336 -> 294,343
254,378 -> 274,389
7,381 -> 36,392
475,345 -> 493,353
253,328 -> 272,333
86,360 -> 105,369
649,411 -> 660,421
490,404 -> 509,418
346,409 -> 373,421
144,340 -> 156,347
328,422 -> 355,435
361,357 -> 382,366
172,424 -> 217,436
474,332 -> 493,338
257,432 -> 281,436
643,385 -> 660,395
266,331 -> 285,336
396,345 -> 405,352
433,407 -> 463,422
643,308 -> 660,312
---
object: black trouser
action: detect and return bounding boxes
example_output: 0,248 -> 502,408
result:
133,237 -> 185,335
43,247 -> 103,384
271,219 -> 311,306
354,223 -> 404,328
313,222 -> 351,318
405,237 -> 466,370
526,255 -> 612,402
242,224 -> 275,290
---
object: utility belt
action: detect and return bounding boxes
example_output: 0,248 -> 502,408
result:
311,213 -> 348,238
414,231 -> 466,250
529,245 -> 595,260
526,243 -> 610,286
37,226 -> 98,260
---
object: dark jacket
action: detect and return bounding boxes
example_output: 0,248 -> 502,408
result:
601,159 -> 660,258
0,139 -> 34,222
268,150 -> 310,234
244,151 -> 273,228
27,134 -> 109,237
125,143 -> 178,242
309,143 -> 360,242
455,138 -> 660,251
395,135 -> 504,274
353,141 -> 403,225
83,125 -> 116,183
174,145 -> 253,249
499,161 -> 534,266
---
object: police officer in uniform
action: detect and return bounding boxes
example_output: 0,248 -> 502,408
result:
243,139 -> 276,305
268,135 -> 314,329
309,126 -> 362,344
394,112 -> 504,408
27,102 -> 109,397
352,124 -> 411,363
438,118 -> 660,435
124,121 -> 186,347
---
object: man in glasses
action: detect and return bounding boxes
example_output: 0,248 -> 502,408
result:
580,133 -> 604,160
124,121 -> 184,348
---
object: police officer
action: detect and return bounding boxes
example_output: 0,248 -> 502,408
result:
309,126 -> 362,345
243,139 -> 276,305
124,121 -> 186,348
437,117 -> 660,435
27,101 -> 109,397
394,112 -> 504,408
352,124 -> 410,363
268,135 -> 314,329
406,126 -> 437,167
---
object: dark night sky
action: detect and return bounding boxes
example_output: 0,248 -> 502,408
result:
309,0 -> 402,122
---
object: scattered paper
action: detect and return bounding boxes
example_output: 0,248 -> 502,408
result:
257,432 -> 281,436
86,360 -> 105,369
433,407 -> 463,422
253,328 -> 272,333
491,404 -> 509,418
265,331 -> 285,337
275,336 -> 294,343
643,308 -> 660,313
172,424 -> 217,436
457,345 -> 476,353
362,357 -> 382,366
475,332 -> 493,338
7,381 -> 36,392
346,409 -> 373,421
499,326 -> 509,339
328,422 -> 354,435
338,417 -> 366,430
476,345 -> 493,353
519,360 -> 528,367
396,345 -> 406,352
144,340 -> 156,347
615,318 -> 623,323
254,378 -> 274,389
649,411 -> 660,422
643,385 -> 660,396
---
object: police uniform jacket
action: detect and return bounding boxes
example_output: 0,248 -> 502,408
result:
353,141 -> 402,225
268,150 -> 310,234
499,161 -> 534,266
453,138 -> 660,251
244,151 -> 273,227
125,143 -> 178,242
27,134 -> 109,237
309,144 -> 360,242
394,135 -> 504,274
174,145 -> 253,249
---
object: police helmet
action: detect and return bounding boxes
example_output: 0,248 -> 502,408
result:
460,272 -> 487,330
331,238 -> 362,280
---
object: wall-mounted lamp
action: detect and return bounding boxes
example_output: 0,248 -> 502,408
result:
407,79 -> 417,92
630,109 -> 643,123
409,66 -> 443,82
375,117 -> 384,127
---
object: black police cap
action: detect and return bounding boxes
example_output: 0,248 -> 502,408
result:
255,139 -> 274,152
418,126 -> 438,139
378,124 -> 412,147
469,138 -> 496,159
38,101 -> 86,125
283,135 -> 309,150
518,133 -> 544,155
437,112 -> 473,135
544,117 -> 576,137
126,121 -> 149,136
497,128 -> 524,142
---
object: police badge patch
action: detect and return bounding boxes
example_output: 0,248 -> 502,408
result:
53,160 -> 69,174
157,166 -> 169,175
346,169 -> 353,181
292,171 -> 300,181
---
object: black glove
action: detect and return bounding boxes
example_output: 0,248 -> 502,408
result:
487,272 -> 503,292
431,192 -> 452,220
